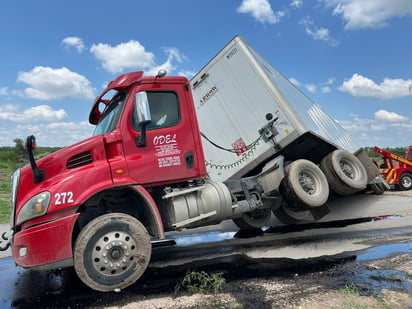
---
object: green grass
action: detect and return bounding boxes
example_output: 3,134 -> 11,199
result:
0,200 -> 10,223
343,283 -> 362,297
0,168 -> 12,224
175,270 -> 226,294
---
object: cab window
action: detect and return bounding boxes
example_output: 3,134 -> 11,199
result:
132,91 -> 180,130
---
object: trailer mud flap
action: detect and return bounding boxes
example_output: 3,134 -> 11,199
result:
309,205 -> 330,221
354,148 -> 381,182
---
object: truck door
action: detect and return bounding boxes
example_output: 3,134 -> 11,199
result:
122,89 -> 204,186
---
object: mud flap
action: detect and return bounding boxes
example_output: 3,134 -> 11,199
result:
309,205 -> 330,221
354,148 -> 381,183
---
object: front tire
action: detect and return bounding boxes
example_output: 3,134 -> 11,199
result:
398,173 -> 412,191
74,213 -> 151,292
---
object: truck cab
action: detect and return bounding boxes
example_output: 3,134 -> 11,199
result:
89,70 -> 207,187
6,71 -> 213,291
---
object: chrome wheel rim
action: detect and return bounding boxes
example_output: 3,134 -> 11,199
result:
91,230 -> 137,277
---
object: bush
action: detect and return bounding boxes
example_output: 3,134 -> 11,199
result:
175,270 -> 226,294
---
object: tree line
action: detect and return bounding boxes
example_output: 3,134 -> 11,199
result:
0,139 -> 61,169
0,139 -> 408,169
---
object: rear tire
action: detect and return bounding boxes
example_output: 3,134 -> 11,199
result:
279,159 -> 329,211
321,150 -> 367,196
398,173 -> 412,191
74,213 -> 151,292
232,208 -> 272,230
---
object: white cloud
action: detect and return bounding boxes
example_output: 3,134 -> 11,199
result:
0,121 -> 93,147
289,77 -> 301,87
143,47 -> 186,76
0,87 -> 8,95
370,123 -> 386,131
300,16 -> 339,46
338,111 -> 411,147
0,104 -> 68,122
323,0 -> 412,29
178,70 -> 196,79
89,40 -> 188,76
163,47 -> 186,63
339,74 -> 412,99
374,109 -> 408,122
90,40 -> 155,74
341,112 -> 409,130
17,66 -> 94,100
305,83 -> 317,93
290,0 -> 303,9
62,37 -> 85,53
321,86 -> 332,93
237,0 -> 285,24
338,118 -> 370,132
289,77 -> 335,94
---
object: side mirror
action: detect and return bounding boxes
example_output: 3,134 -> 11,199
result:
134,92 -> 152,147
134,92 -> 152,126
25,135 -> 45,183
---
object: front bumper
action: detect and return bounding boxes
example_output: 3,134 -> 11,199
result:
13,213 -> 79,269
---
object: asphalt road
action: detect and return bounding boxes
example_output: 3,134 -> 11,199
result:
0,191 -> 411,308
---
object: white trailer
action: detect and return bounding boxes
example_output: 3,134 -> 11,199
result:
190,36 -> 387,225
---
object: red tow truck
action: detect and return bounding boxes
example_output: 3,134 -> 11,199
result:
374,146 -> 412,190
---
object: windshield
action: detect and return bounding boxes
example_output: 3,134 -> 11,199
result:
93,92 -> 127,136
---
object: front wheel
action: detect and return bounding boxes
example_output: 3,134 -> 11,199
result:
74,213 -> 151,292
398,173 -> 412,191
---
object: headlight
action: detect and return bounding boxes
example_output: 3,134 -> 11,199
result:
16,191 -> 51,226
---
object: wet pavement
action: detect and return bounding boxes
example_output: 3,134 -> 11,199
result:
1,218 -> 411,308
0,191 -> 411,308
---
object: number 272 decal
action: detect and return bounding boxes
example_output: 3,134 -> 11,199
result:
54,192 -> 74,205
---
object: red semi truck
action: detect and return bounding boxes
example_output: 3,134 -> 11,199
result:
0,36 -> 387,291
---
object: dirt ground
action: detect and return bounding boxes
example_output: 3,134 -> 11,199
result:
88,248 -> 412,309
91,190 -> 412,309
3,190 -> 411,308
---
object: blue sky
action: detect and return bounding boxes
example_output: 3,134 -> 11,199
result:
0,0 -> 411,148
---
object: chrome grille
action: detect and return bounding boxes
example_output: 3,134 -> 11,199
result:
10,169 -> 20,227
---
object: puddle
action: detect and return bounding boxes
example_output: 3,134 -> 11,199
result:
162,214 -> 404,248
171,231 -> 237,247
356,241 -> 412,261
352,268 -> 412,296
